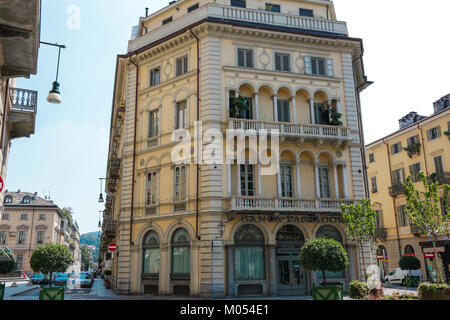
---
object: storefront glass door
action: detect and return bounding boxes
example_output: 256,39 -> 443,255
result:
276,255 -> 306,295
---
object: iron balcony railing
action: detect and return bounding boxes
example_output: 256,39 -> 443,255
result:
389,184 -> 405,197
9,88 -> 38,113
427,172 -> 450,185
375,227 -> 388,240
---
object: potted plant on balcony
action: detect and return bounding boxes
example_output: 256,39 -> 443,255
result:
299,238 -> 348,300
444,129 -> 450,140
320,102 -> 343,126
399,255 -> 421,288
229,95 -> 250,119
403,143 -> 421,158
30,244 -> 73,300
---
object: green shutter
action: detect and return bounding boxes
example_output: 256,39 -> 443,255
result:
436,126 -> 442,138
304,56 -> 312,74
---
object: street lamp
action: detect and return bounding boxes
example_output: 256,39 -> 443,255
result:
98,178 -> 107,203
40,41 -> 66,104
212,220 -> 226,250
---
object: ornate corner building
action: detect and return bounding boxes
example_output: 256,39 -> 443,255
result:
100,0 -> 372,297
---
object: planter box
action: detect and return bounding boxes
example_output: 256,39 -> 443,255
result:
405,276 -> 420,288
368,289 -> 384,300
39,287 -> 64,300
312,285 -> 343,300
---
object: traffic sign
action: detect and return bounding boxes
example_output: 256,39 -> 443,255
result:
423,252 -> 435,258
0,176 -> 3,193
108,243 -> 117,252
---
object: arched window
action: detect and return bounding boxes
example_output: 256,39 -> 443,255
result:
276,225 -> 305,244
405,245 -> 415,256
234,224 -> 265,280
171,228 -> 190,279
316,225 -> 343,243
142,231 -> 160,277
4,196 -> 12,204
316,225 -> 344,280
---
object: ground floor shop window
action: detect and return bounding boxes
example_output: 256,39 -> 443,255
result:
171,228 -> 190,279
143,230 -> 160,276
234,224 -> 265,280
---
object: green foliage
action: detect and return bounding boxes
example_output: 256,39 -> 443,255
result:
81,245 -> 95,271
382,295 -> 396,300
348,280 -> 369,300
30,244 -> 73,287
341,199 -> 377,243
103,269 -> 112,276
319,103 -> 343,126
399,255 -> 421,271
418,282 -> 449,300
80,231 -> 101,263
299,238 -> 348,284
62,207 -> 74,227
229,95 -> 250,119
403,143 -> 421,157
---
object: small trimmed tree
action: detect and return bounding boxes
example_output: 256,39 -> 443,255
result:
299,238 -> 349,285
30,244 -> 73,287
341,199 -> 377,281
403,171 -> 450,284
399,255 -> 421,275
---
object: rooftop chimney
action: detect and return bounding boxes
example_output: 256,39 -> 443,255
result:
145,7 -> 149,17
398,111 -> 427,129
17,189 -> 20,193
433,94 -> 450,114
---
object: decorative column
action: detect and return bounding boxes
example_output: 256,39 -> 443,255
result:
226,89 -> 230,119
237,163 -> 241,195
296,163 -> 302,197
309,99 -> 315,124
291,95 -> 297,123
268,245 -> 277,296
336,98 -> 341,114
342,165 -> 349,198
333,164 -> 340,199
257,165 -> 262,196
254,92 -> 259,121
277,163 -> 282,197
227,163 -> 232,196
314,162 -> 321,198
273,94 -> 278,122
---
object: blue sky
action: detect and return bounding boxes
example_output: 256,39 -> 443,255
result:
11,0 -> 450,234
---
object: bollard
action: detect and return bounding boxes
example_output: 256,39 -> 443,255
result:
10,282 -> 17,288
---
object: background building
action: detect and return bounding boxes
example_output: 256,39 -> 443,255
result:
0,191 -> 81,275
366,94 -> 450,284
101,0 -> 371,297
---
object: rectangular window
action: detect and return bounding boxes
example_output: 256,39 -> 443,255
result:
149,68 -> 160,86
0,231 -> 7,245
146,172 -> 158,205
397,205 -> 409,227
174,166 -> 187,202
434,155 -> 444,174
392,168 -> 405,186
318,167 -> 331,198
1,214 -> 9,221
391,142 -> 402,155
313,103 -> 328,125
16,255 -> 23,269
409,162 -> 421,182
176,55 -> 188,76
375,210 -> 384,229
369,153 -> 375,163
407,134 -> 420,146
148,110 -> 159,138
299,8 -> 314,17
277,99 -> 290,122
18,231 -> 26,245
231,0 -> 246,8
275,53 -> 290,72
280,165 -> 294,198
162,16 -> 173,25
20,214 -> 27,221
37,231 -> 45,244
427,126 -> 441,141
176,100 -> 187,129
237,48 -> 254,68
240,164 -> 255,196
311,57 -> 326,76
265,3 -> 280,12
187,3 -> 199,13
39,214 -> 46,221
371,176 -> 378,193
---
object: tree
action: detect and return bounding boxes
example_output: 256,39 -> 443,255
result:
30,244 -> 73,287
61,207 -> 74,227
229,95 -> 250,119
81,245 -> 94,271
399,255 -> 421,275
299,238 -> 349,285
341,199 -> 377,281
403,171 -> 450,284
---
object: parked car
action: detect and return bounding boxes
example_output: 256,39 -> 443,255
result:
385,267 -> 422,285
54,273 -> 71,286
69,273 -> 93,288
30,273 -> 46,285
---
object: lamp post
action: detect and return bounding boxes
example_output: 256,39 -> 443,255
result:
98,178 -> 108,203
212,220 -> 226,251
40,41 -> 66,104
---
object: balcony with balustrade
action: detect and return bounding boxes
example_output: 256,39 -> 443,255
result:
109,158 -> 121,179
130,3 -> 348,52
103,218 -> 117,238
7,87 -> 38,139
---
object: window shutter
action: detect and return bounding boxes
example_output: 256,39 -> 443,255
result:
176,58 -> 182,76
436,126 -> 442,138
391,170 -> 397,185
275,54 -> 281,70
238,49 -> 245,67
304,56 -> 312,74
326,58 -> 334,77
183,56 -> 188,73
247,50 -> 254,68
283,54 -> 290,71
426,129 -> 432,141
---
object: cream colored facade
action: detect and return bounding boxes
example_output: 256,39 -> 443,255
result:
366,96 -> 450,284
101,0 -> 372,297
0,192 -> 81,275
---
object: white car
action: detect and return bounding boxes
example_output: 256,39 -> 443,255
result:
385,267 -> 422,285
